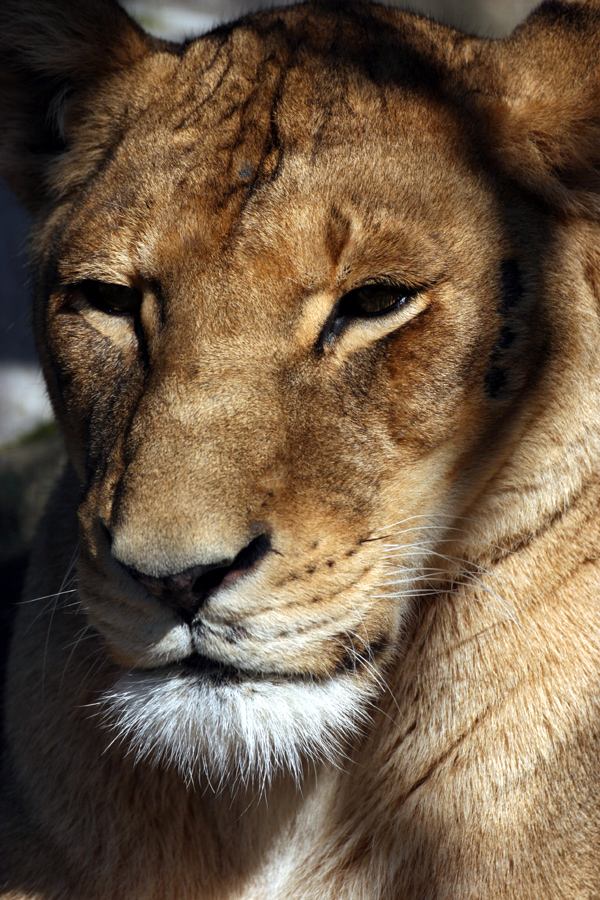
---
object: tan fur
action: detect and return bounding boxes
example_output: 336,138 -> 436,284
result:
2,0 -> 600,896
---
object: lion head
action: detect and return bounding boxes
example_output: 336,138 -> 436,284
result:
3,0 -> 600,793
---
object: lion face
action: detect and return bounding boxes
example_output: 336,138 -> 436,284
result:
8,2 -> 544,783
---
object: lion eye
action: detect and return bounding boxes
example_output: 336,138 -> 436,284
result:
75,280 -> 141,316
338,284 -> 413,319
334,283 -> 417,325
319,281 -> 420,349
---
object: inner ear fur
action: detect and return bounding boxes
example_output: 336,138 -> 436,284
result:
489,0 -> 600,215
0,0 -> 152,212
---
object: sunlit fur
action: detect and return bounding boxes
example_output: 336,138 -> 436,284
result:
4,1 -> 600,898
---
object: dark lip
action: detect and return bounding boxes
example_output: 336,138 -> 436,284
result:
178,652 -> 242,683
175,654 -> 309,686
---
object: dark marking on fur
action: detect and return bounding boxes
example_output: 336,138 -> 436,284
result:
499,259 -> 524,313
332,629 -> 389,675
400,703 -> 494,802
274,571 -> 301,587
367,634 -> 390,658
333,636 -> 361,674
224,624 -> 249,644
485,259 -> 525,399
484,366 -> 507,399
497,324 -> 516,350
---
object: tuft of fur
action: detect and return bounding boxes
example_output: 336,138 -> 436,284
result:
97,669 -> 376,790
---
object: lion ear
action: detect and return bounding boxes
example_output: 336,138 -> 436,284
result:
0,0 -> 151,212
489,0 -> 600,215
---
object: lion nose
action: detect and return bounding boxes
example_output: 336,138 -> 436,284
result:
126,533 -> 271,623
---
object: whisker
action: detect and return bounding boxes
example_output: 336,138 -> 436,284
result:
75,647 -> 107,695
17,588 -> 78,605
41,545 -> 80,700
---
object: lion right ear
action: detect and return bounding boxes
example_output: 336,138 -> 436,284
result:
0,0 -> 152,212
487,0 -> 600,216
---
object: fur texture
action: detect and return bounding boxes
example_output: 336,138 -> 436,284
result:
2,1 -> 600,897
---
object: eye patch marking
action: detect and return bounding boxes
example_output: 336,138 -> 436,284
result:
484,259 -> 526,400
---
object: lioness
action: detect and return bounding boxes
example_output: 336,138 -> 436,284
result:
2,0 -> 600,896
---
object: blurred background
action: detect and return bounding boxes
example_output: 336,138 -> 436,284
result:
0,0 -> 540,606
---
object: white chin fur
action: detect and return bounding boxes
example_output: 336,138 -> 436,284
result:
97,668 -> 376,789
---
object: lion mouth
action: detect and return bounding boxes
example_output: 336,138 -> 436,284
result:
174,652 -> 313,686
178,652 -> 242,683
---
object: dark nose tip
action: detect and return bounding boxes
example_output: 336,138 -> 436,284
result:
126,533 -> 271,623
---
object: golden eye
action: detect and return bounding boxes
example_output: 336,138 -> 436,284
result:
75,280 -> 141,316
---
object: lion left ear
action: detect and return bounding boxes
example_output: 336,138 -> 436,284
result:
0,0 -> 152,212
487,0 -> 600,215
